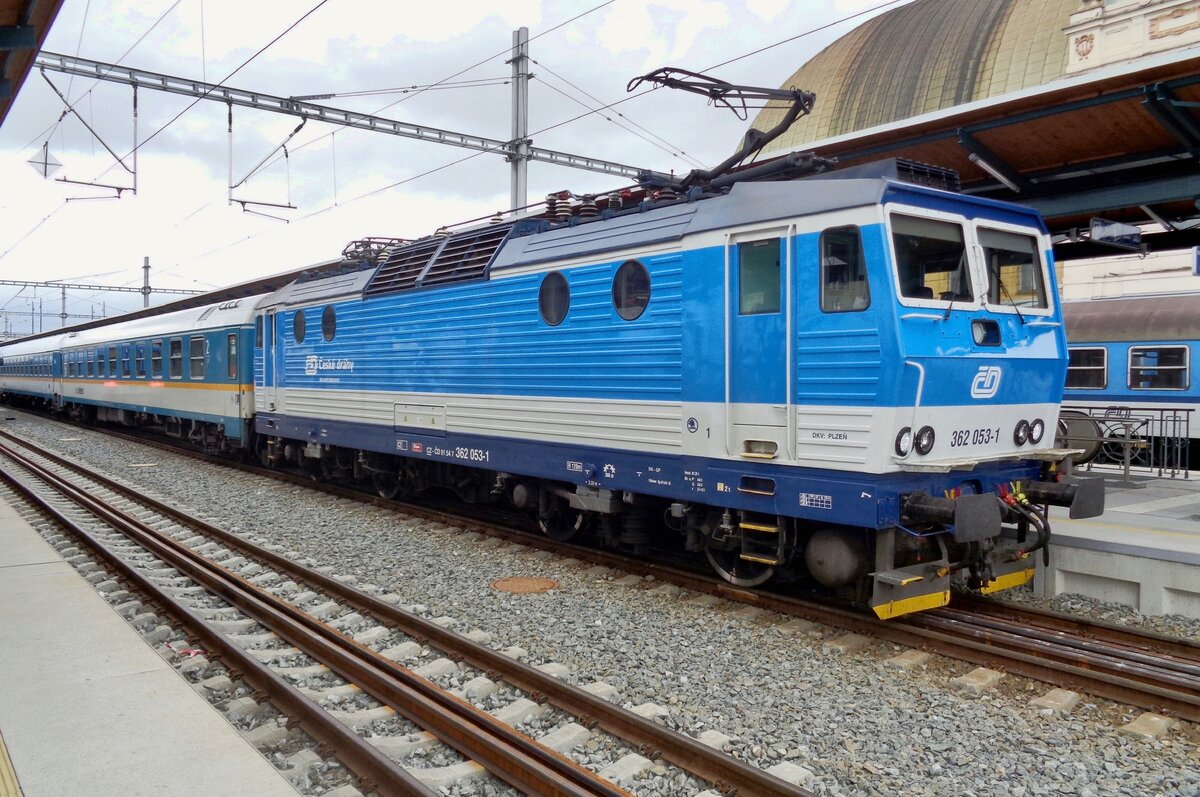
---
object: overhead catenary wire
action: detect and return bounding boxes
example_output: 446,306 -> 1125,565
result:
245,0 -> 620,177
184,1 -> 919,262
18,0 -> 185,154
530,57 -> 706,170
1,0 -> 332,317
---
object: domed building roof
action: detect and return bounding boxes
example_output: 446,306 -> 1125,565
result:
754,0 -> 1082,155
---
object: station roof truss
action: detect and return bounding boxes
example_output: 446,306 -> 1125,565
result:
789,49 -> 1200,253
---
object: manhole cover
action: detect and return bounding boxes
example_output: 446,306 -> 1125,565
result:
491,576 -> 558,594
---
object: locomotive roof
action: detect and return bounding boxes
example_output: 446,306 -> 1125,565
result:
262,177 -> 1045,308
1062,294 -> 1200,343
490,178 -> 1042,273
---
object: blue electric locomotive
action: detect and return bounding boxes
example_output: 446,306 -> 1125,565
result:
251,175 -> 1102,618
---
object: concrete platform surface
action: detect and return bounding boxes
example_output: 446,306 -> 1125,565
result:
1037,472 -> 1200,617
0,499 -> 296,796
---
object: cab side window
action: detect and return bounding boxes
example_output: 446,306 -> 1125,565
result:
821,226 -> 870,312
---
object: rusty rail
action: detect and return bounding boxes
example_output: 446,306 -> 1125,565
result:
0,429 -> 815,797
0,440 -> 637,797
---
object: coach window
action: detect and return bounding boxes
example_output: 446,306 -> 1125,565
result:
87,351 -> 95,377
107,346 -> 118,376
294,309 -> 307,343
135,342 -> 147,378
738,239 -> 781,315
1129,346 -> 1188,390
255,316 -> 263,348
228,334 -> 238,379
890,214 -> 972,302
1066,347 -> 1106,389
538,272 -> 569,326
321,305 -> 336,341
820,226 -> 870,312
612,260 -> 650,321
151,339 -> 163,378
169,338 -> 183,379
121,345 -> 132,378
190,336 -> 206,379
979,228 -> 1047,309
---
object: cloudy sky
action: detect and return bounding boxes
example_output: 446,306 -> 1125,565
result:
0,0 -> 908,334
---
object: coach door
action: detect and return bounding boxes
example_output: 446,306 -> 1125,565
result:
725,227 -> 793,460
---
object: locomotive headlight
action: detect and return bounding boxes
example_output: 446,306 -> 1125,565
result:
1029,418 -> 1045,445
1013,419 -> 1031,446
915,426 -> 936,455
895,427 -> 913,456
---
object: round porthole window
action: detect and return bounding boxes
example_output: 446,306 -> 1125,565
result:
612,260 -> 650,321
538,272 -> 569,326
293,309 -> 306,343
322,305 -> 336,341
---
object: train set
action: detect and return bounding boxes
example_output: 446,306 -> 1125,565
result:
0,165 -> 1107,619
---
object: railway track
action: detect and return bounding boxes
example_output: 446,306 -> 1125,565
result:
0,429 -> 815,797
4,419 -> 1199,728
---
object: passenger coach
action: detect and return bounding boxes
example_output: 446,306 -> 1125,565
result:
1062,294 -> 1198,469
0,298 -> 259,452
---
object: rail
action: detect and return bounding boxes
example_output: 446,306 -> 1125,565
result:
0,427 -> 815,797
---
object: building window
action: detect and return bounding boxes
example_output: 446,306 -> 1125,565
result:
1066,347 -> 1106,389
738,239 -> 781,315
169,338 -> 183,378
538,272 -> 570,326
820,226 -> 870,312
1128,346 -> 1188,390
891,214 -> 971,302
612,260 -> 650,321
190,336 -> 206,379
294,309 -> 306,343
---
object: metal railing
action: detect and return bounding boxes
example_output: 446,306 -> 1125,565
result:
1057,405 -> 1192,481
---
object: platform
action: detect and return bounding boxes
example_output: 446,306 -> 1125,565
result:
0,499 -> 296,796
1035,471 -> 1200,618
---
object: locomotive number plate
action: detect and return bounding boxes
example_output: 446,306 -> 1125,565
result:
949,427 -> 1001,448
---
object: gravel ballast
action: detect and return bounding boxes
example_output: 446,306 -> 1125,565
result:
5,413 -> 1198,797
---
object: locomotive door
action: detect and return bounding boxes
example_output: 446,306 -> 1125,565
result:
725,227 -> 793,460
262,309 -> 279,411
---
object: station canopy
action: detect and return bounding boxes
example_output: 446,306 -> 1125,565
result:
0,0 -> 64,126
751,0 -> 1200,256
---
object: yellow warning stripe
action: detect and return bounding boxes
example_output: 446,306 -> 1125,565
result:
981,567 -> 1035,595
872,590 -> 950,620
4,377 -> 241,393
0,729 -> 23,797
60,378 -> 241,392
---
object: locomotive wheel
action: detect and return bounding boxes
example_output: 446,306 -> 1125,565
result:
704,546 -> 776,588
372,472 -> 400,500
538,507 -> 591,542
